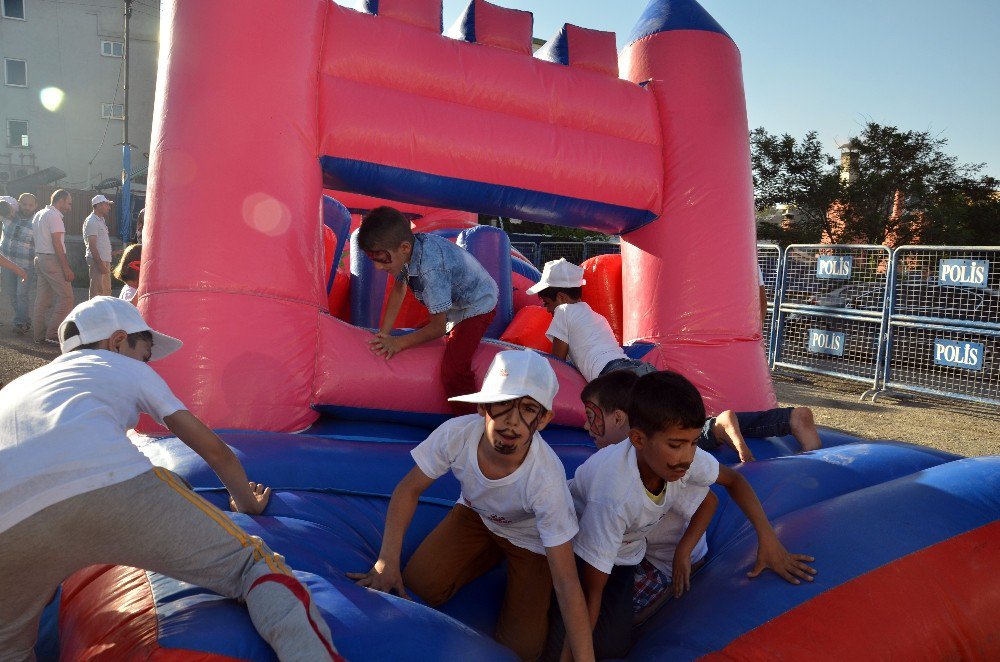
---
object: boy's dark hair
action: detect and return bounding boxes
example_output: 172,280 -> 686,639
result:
536,286 -> 583,301
60,321 -> 152,350
581,370 -> 638,414
113,243 -> 142,282
627,371 -> 706,435
357,206 -> 414,251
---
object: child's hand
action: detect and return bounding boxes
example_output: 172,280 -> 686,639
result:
16,266 -> 27,282
748,535 -> 816,584
672,553 -> 692,598
347,559 -> 411,599
368,333 -> 402,359
229,481 -> 271,515
731,438 -> 755,463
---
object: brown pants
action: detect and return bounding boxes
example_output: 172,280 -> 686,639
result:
31,254 -> 74,342
87,259 -> 112,298
404,504 -> 553,661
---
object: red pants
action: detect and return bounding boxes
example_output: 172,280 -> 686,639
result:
441,309 -> 495,415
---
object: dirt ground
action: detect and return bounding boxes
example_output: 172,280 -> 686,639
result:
1,292 -> 996,457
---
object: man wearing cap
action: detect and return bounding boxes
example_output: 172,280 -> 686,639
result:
0,296 -> 342,661
31,189 -> 75,344
83,194 -> 114,298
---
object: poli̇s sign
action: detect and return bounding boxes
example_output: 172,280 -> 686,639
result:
816,255 -> 852,279
938,259 -> 989,288
934,339 -> 984,370
808,329 -> 845,356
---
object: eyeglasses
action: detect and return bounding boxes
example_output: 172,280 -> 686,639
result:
363,249 -> 393,265
584,401 -> 605,438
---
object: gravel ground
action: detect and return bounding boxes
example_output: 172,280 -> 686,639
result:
1,292 -> 996,457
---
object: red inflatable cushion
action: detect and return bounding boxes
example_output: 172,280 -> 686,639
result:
449,0 -> 534,56
581,253 -> 624,345
500,305 -> 553,353
360,0 -> 443,34
565,24 -> 619,77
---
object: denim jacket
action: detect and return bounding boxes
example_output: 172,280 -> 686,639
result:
398,233 -> 498,326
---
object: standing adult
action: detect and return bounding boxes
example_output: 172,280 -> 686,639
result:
83,195 -> 114,298
31,190 -> 75,344
134,208 -> 145,245
0,196 -> 36,335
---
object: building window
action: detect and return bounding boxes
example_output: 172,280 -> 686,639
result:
101,40 -> 124,58
6,120 -> 28,148
4,59 -> 27,87
101,103 -> 125,120
2,0 -> 26,20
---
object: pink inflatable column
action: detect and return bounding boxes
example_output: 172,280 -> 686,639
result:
620,0 -> 776,412
140,0 -> 328,431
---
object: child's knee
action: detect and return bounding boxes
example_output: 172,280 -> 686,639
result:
401,564 -> 453,607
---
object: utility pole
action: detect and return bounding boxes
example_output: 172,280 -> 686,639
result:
119,0 -> 134,243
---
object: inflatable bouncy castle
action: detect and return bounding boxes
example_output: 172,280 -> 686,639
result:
48,0 -> 999,659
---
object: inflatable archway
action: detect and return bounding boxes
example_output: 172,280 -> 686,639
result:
50,0 -> 999,660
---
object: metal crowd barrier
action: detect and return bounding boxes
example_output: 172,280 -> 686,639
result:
511,242 -> 537,267
872,246 -> 1000,405
582,241 -> 621,261
756,243 -> 782,361
772,244 -> 892,386
538,241 -> 585,267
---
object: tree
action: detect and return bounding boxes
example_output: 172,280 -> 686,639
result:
751,123 -> 1000,245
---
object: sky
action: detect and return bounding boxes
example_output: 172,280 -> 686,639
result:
351,0 -> 1000,179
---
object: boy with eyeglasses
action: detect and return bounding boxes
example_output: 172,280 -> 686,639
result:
349,350 -> 594,662
356,206 -> 498,413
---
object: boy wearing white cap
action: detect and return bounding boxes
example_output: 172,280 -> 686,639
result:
528,258 -> 654,381
0,297 -> 341,661
349,350 -> 594,662
83,194 -> 114,298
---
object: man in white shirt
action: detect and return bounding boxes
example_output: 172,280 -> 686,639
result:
0,297 -> 340,661
83,194 -> 114,298
31,189 -> 76,344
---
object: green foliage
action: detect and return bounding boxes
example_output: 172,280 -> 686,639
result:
751,123 -> 1000,246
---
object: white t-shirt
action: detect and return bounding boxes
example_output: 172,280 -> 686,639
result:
32,206 -> 65,255
120,284 -> 138,302
569,441 -> 719,573
411,414 -> 578,555
83,212 -> 113,262
545,301 -> 627,381
643,485 -> 711,579
0,350 -> 186,535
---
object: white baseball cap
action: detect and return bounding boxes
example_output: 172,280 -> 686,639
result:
91,194 -> 114,206
58,296 -> 183,361
449,349 -> 559,411
525,258 -> 586,295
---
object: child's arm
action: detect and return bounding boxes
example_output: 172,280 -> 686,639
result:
377,278 -> 407,335
163,410 -> 270,515
347,465 -> 435,598
712,411 -> 755,463
369,311 -> 447,359
550,338 -> 570,361
545,542 -> 596,662
672,491 -> 718,598
0,253 -> 27,281
715,465 -> 816,584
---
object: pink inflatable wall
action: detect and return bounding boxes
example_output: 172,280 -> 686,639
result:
141,0 -> 774,432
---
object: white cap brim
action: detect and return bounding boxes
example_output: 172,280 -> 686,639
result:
149,331 -> 183,361
448,390 -> 535,405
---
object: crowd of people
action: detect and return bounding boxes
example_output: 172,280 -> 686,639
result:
0,203 -> 821,661
0,189 -> 144,342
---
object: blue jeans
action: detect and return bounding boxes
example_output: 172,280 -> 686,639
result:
599,357 -> 657,377
1,267 -> 33,327
698,407 -> 795,449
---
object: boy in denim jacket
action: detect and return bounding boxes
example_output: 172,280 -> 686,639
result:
358,206 -> 498,413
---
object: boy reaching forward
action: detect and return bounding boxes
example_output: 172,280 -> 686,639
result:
548,371 -> 815,660
528,259 -> 653,381
0,297 -> 339,662
349,350 -> 594,662
357,206 -> 498,413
